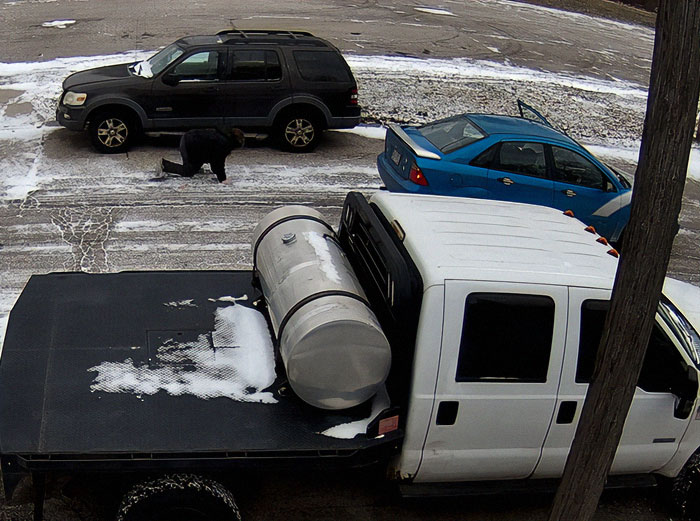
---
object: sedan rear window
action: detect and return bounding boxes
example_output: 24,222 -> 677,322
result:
417,115 -> 485,154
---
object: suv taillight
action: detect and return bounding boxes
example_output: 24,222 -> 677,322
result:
409,163 -> 428,186
350,87 -> 358,105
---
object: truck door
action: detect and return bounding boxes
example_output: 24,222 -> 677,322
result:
533,288 -> 696,478
414,281 -> 567,482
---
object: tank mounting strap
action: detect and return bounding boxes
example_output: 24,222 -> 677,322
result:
276,290 -> 370,346
252,214 -> 336,281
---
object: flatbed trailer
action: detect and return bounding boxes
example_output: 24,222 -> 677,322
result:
0,270 -> 401,517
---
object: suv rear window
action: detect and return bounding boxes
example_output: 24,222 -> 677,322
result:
418,115 -> 485,154
293,51 -> 351,82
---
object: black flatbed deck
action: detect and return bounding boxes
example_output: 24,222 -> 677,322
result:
0,271 -> 397,471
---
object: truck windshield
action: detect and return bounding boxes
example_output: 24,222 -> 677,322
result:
131,44 -> 184,78
659,297 -> 700,366
418,115 -> 485,154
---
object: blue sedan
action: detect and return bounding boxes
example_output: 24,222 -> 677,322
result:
377,111 -> 632,243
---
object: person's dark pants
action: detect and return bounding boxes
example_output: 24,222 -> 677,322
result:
161,136 -> 203,177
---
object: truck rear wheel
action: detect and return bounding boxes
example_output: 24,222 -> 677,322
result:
116,474 -> 241,521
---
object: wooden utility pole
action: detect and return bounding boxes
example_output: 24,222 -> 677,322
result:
548,1 -> 700,520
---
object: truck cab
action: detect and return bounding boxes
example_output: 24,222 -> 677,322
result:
362,192 -> 700,486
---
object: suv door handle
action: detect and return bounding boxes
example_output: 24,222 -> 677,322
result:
436,401 -> 459,425
498,177 -> 514,186
556,401 -> 577,424
562,189 -> 577,197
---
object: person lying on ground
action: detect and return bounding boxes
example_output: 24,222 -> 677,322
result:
161,127 -> 245,184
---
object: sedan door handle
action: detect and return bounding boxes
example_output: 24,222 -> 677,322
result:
562,189 -> 577,197
498,177 -> 514,186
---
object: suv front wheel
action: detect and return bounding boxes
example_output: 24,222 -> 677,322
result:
89,109 -> 138,154
276,112 -> 320,152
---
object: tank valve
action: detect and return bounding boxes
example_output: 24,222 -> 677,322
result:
282,233 -> 297,245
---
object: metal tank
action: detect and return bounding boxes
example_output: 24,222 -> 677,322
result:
252,205 -> 391,410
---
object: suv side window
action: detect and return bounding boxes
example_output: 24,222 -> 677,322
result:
456,293 -> 554,382
231,50 -> 282,81
495,142 -> 547,178
293,50 -> 350,82
576,300 -> 688,392
170,51 -> 222,81
551,146 -> 608,190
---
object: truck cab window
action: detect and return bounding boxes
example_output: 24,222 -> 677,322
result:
456,293 -> 554,382
577,299 -> 690,393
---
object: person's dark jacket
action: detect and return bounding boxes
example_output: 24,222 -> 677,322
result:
181,129 -> 243,182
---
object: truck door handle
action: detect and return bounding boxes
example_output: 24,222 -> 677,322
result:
556,401 -> 577,424
498,177 -> 514,186
436,401 -> 459,425
562,189 -> 577,197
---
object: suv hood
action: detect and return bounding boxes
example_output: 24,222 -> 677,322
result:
664,277 -> 700,334
62,63 -> 134,90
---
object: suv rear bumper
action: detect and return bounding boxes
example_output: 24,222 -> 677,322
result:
56,104 -> 86,131
327,115 -> 361,129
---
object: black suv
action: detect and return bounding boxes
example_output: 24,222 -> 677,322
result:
56,30 -> 360,153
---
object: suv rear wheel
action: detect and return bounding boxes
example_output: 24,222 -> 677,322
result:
276,112 -> 320,152
89,109 -> 138,154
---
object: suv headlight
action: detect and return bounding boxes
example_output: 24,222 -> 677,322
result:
63,91 -> 87,106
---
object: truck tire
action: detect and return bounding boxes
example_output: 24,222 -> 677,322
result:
116,474 -> 241,521
89,109 -> 138,154
672,452 -> 700,519
275,111 -> 321,152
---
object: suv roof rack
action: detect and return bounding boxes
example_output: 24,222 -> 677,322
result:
216,29 -> 314,39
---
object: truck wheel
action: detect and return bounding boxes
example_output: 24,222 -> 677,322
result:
672,452 -> 700,519
276,112 -> 320,152
116,474 -> 241,521
89,110 -> 137,154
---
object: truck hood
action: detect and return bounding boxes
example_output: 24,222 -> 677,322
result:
664,277 -> 700,334
62,63 -> 134,90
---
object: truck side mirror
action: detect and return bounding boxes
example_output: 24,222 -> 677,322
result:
674,366 -> 698,420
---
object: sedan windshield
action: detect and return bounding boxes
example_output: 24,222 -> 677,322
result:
417,115 -> 486,154
132,44 -> 184,78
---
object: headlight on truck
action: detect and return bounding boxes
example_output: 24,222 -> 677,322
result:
63,91 -> 87,106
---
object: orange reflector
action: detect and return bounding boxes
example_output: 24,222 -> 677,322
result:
597,237 -> 609,245
378,415 -> 400,435
607,248 -> 619,258
585,226 -> 597,234
564,210 -> 575,217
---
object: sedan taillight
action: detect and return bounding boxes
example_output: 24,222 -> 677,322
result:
409,162 -> 428,186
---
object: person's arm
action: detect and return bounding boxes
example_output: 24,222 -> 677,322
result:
210,157 -> 227,182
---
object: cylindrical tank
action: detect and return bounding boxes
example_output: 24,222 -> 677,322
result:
252,205 -> 391,410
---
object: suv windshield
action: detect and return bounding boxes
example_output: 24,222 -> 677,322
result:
659,297 -> 700,365
417,115 -> 485,154
132,44 -> 185,78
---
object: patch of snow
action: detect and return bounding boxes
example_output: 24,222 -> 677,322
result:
163,299 -> 196,308
414,7 -> 457,17
321,386 -> 390,439
88,304 -> 277,403
208,295 -> 249,304
486,46 -> 500,54
303,231 -> 341,283
41,20 -> 76,28
333,125 -> 386,140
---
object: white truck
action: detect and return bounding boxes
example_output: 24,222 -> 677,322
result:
2,191 -> 700,521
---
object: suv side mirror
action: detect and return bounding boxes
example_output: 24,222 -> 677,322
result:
162,73 -> 179,86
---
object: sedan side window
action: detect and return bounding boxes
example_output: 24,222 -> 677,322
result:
170,51 -> 222,81
551,146 -> 607,190
495,142 -> 547,178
